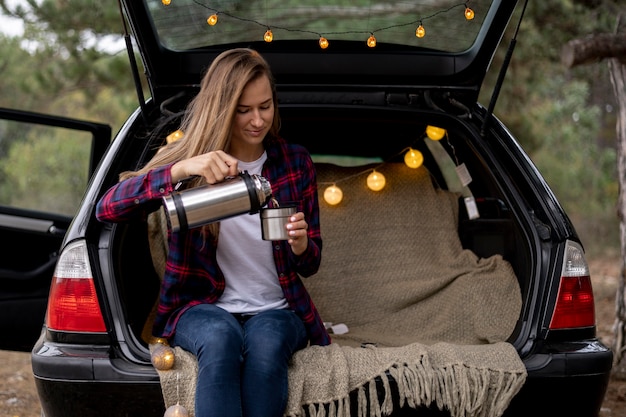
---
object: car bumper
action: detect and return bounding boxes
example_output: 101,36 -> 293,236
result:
32,341 -> 165,417
503,340 -> 613,417
31,339 -> 612,417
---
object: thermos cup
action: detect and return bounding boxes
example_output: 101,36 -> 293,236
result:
260,205 -> 297,240
163,171 -> 272,232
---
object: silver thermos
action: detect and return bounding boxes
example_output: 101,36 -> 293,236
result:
163,171 -> 272,232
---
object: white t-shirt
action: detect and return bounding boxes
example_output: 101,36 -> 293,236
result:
215,152 -> 289,313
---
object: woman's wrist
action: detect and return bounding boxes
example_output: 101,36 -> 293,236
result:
170,161 -> 186,184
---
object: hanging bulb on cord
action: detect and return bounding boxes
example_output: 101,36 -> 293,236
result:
366,34 -> 376,48
151,343 -> 175,371
164,404 -> 189,417
167,130 -> 184,144
415,24 -> 425,38
207,14 -> 218,26
324,185 -> 343,205
367,170 -> 386,191
404,148 -> 424,169
426,125 -> 446,140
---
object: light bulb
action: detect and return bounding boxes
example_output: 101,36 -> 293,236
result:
415,24 -> 425,38
151,344 -> 175,371
162,0 -> 171,5
164,404 -> 189,417
207,14 -> 218,26
404,148 -> 424,169
166,129 -> 184,144
324,185 -> 343,205
264,29 -> 273,43
465,7 -> 475,20
367,34 -> 376,48
319,37 -> 329,49
426,125 -> 446,140
367,171 -> 386,191
151,337 -> 169,345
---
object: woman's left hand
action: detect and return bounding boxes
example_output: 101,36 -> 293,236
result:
286,212 -> 308,256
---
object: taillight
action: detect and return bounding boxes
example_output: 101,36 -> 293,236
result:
46,240 -> 106,332
549,241 -> 595,330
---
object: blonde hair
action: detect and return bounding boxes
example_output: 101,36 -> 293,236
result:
121,48 -> 279,182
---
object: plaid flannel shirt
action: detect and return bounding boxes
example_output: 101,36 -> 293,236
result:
96,135 -> 330,346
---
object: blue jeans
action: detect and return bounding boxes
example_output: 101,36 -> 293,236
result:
171,304 -> 308,417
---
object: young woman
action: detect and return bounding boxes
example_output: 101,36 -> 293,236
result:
96,48 -> 330,417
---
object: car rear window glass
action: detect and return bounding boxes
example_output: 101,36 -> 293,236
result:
146,0 -> 492,53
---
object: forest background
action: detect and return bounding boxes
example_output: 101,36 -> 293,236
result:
0,0 -> 621,257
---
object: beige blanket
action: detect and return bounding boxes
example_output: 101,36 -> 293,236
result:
149,162 -> 526,417
307,163 -> 521,347
154,340 -> 525,417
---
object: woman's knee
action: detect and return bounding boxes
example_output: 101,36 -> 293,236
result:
173,304 -> 243,354
244,310 -> 307,357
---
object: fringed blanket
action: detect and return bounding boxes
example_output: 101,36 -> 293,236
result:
153,341 -> 525,417
286,342 -> 525,417
148,163 -> 527,417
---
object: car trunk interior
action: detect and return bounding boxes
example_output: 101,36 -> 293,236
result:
106,97 -> 531,358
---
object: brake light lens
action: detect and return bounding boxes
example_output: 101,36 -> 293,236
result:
46,240 -> 106,332
549,241 -> 595,329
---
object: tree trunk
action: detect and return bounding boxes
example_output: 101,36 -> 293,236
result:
561,34 -> 626,67
610,57 -> 626,372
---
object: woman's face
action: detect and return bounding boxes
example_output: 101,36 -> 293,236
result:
230,74 -> 274,160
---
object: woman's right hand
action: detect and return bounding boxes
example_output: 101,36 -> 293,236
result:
171,151 -> 239,184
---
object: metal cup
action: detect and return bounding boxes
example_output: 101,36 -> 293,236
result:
260,205 -> 296,240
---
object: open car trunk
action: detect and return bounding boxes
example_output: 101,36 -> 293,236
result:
111,96 -> 531,349
101,90 -> 539,415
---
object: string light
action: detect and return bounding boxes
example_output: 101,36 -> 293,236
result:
366,34 -> 376,48
167,129 -> 184,144
207,14 -> 218,26
404,148 -> 424,168
324,185 -> 343,205
319,125 -> 451,206
188,1 -> 475,49
415,22 -> 426,38
426,125 -> 446,140
367,170 -> 386,191
164,404 -> 189,417
151,343 -> 176,371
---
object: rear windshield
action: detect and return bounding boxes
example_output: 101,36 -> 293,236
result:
147,0 -> 493,53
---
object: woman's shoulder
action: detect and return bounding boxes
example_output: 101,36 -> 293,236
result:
267,135 -> 311,158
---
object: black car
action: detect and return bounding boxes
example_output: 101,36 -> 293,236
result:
0,0 -> 613,416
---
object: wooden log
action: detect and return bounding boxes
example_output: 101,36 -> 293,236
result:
561,33 -> 626,68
